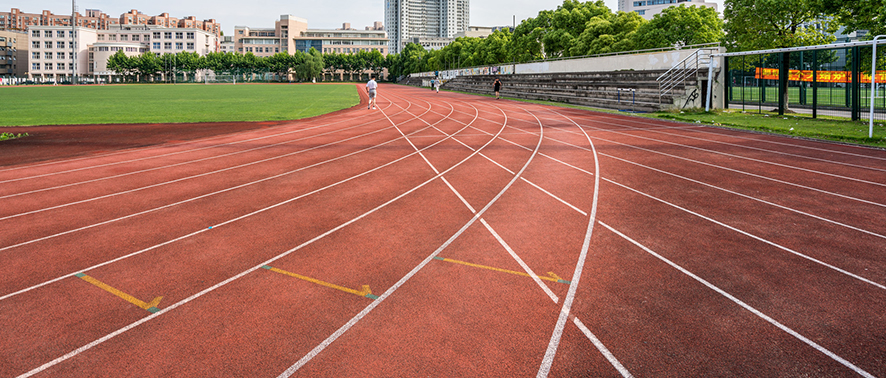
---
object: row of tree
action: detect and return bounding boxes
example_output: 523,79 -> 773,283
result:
105,0 -> 883,80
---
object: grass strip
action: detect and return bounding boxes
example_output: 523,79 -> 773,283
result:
0,84 -> 359,127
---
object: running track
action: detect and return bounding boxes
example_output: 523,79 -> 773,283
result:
2,84 -> 885,377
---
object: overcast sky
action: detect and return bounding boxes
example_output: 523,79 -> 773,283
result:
26,0 -> 724,34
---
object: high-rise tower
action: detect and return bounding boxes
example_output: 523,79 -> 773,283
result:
385,0 -> 469,54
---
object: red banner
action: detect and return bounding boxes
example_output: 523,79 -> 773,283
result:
754,67 -> 886,83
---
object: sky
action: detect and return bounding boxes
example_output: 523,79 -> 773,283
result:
25,0 -> 725,35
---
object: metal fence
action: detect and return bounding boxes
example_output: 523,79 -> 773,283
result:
723,41 -> 886,123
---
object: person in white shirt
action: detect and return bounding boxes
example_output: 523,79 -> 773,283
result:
366,77 -> 378,109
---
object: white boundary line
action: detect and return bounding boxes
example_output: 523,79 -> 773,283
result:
598,221 -> 875,378
537,109 -> 601,377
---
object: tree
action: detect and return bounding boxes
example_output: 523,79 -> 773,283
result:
570,11 -> 645,56
812,0 -> 886,38
106,50 -> 135,80
724,0 -> 837,112
632,5 -> 723,50
723,0 -> 836,51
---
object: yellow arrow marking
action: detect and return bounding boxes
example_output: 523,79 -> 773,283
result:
433,257 -> 571,284
76,273 -> 163,313
262,266 -> 378,299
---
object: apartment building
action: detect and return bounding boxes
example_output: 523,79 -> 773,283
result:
28,24 -> 219,81
1,8 -> 220,36
295,23 -> 388,55
385,0 -> 469,54
0,30 -> 27,76
233,15 -> 307,57
27,26 -> 96,82
618,0 -> 718,19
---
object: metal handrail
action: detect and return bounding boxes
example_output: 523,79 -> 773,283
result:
657,48 -> 717,103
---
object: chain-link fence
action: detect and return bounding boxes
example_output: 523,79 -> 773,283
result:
724,41 -> 886,123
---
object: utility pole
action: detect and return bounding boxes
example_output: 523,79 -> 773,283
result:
71,0 -> 77,84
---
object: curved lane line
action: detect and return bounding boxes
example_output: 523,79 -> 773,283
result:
0,101 -> 408,200
13,92 -> 502,378
277,102 -> 541,377
536,109 -> 601,377
0,94 -> 454,298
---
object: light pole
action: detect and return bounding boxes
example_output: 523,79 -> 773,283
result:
870,35 -> 885,138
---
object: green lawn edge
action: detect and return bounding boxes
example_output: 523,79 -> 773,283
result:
0,83 -> 361,127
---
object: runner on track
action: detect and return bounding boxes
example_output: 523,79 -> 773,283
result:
493,78 -> 502,99
366,76 -> 378,109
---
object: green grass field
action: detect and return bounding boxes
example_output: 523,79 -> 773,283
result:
0,84 -> 360,127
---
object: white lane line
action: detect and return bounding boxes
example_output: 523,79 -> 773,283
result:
601,151 -> 886,240
1,100 -> 432,221
390,95 -> 564,301
588,112 -> 886,163
0,123 -> 404,222
547,133 -> 886,209
480,218 -> 559,303
572,317 -> 634,378
598,221 -> 875,378
0,111 -> 406,200
573,122 -> 886,187
537,109 -> 601,378
591,117 -> 886,174
14,94 -> 509,378
278,103 -> 540,378
0,98 -> 442,298
0,102 -> 398,185
601,175 -> 886,291
519,178 -> 587,217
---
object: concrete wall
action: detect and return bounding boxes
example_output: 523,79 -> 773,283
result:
516,49 -> 703,74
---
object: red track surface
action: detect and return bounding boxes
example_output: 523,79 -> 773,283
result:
2,84 -> 885,377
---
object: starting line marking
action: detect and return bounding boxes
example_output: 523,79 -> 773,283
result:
433,256 -> 571,284
262,266 -> 378,299
75,273 -> 162,313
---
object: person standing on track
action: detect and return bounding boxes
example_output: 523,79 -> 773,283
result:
493,77 -> 502,99
434,78 -> 441,93
366,76 -> 378,109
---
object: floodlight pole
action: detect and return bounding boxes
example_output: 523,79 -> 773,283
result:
870,35 -> 885,139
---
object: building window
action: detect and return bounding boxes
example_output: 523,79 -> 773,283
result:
164,42 -> 172,49
32,30 -> 40,37
32,41 -> 40,48
121,34 -> 128,41
132,35 -> 140,41
175,32 -> 183,39
153,42 -> 161,50
109,34 -> 117,41
45,52 -> 52,59
57,30 -> 65,38
32,63 -> 40,70
44,41 -> 52,48
57,52 -> 65,59
153,32 -> 161,39
32,52 -> 40,59
57,41 -> 65,49
57,62 -> 65,70
187,32 -> 194,39
636,9 -> 646,15
97,34 -> 105,41
164,32 -> 172,39
175,42 -> 183,50
187,42 -> 194,50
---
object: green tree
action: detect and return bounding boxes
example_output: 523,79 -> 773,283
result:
570,11 -> 645,56
812,0 -> 886,38
632,5 -> 723,50
723,0 -> 836,51
106,50 -> 135,80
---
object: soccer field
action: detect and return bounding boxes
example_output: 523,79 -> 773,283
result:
0,84 -> 360,127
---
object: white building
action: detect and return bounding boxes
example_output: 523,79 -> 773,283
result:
29,24 -> 219,81
385,0 -> 469,54
27,26 -> 96,82
618,0 -> 718,19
